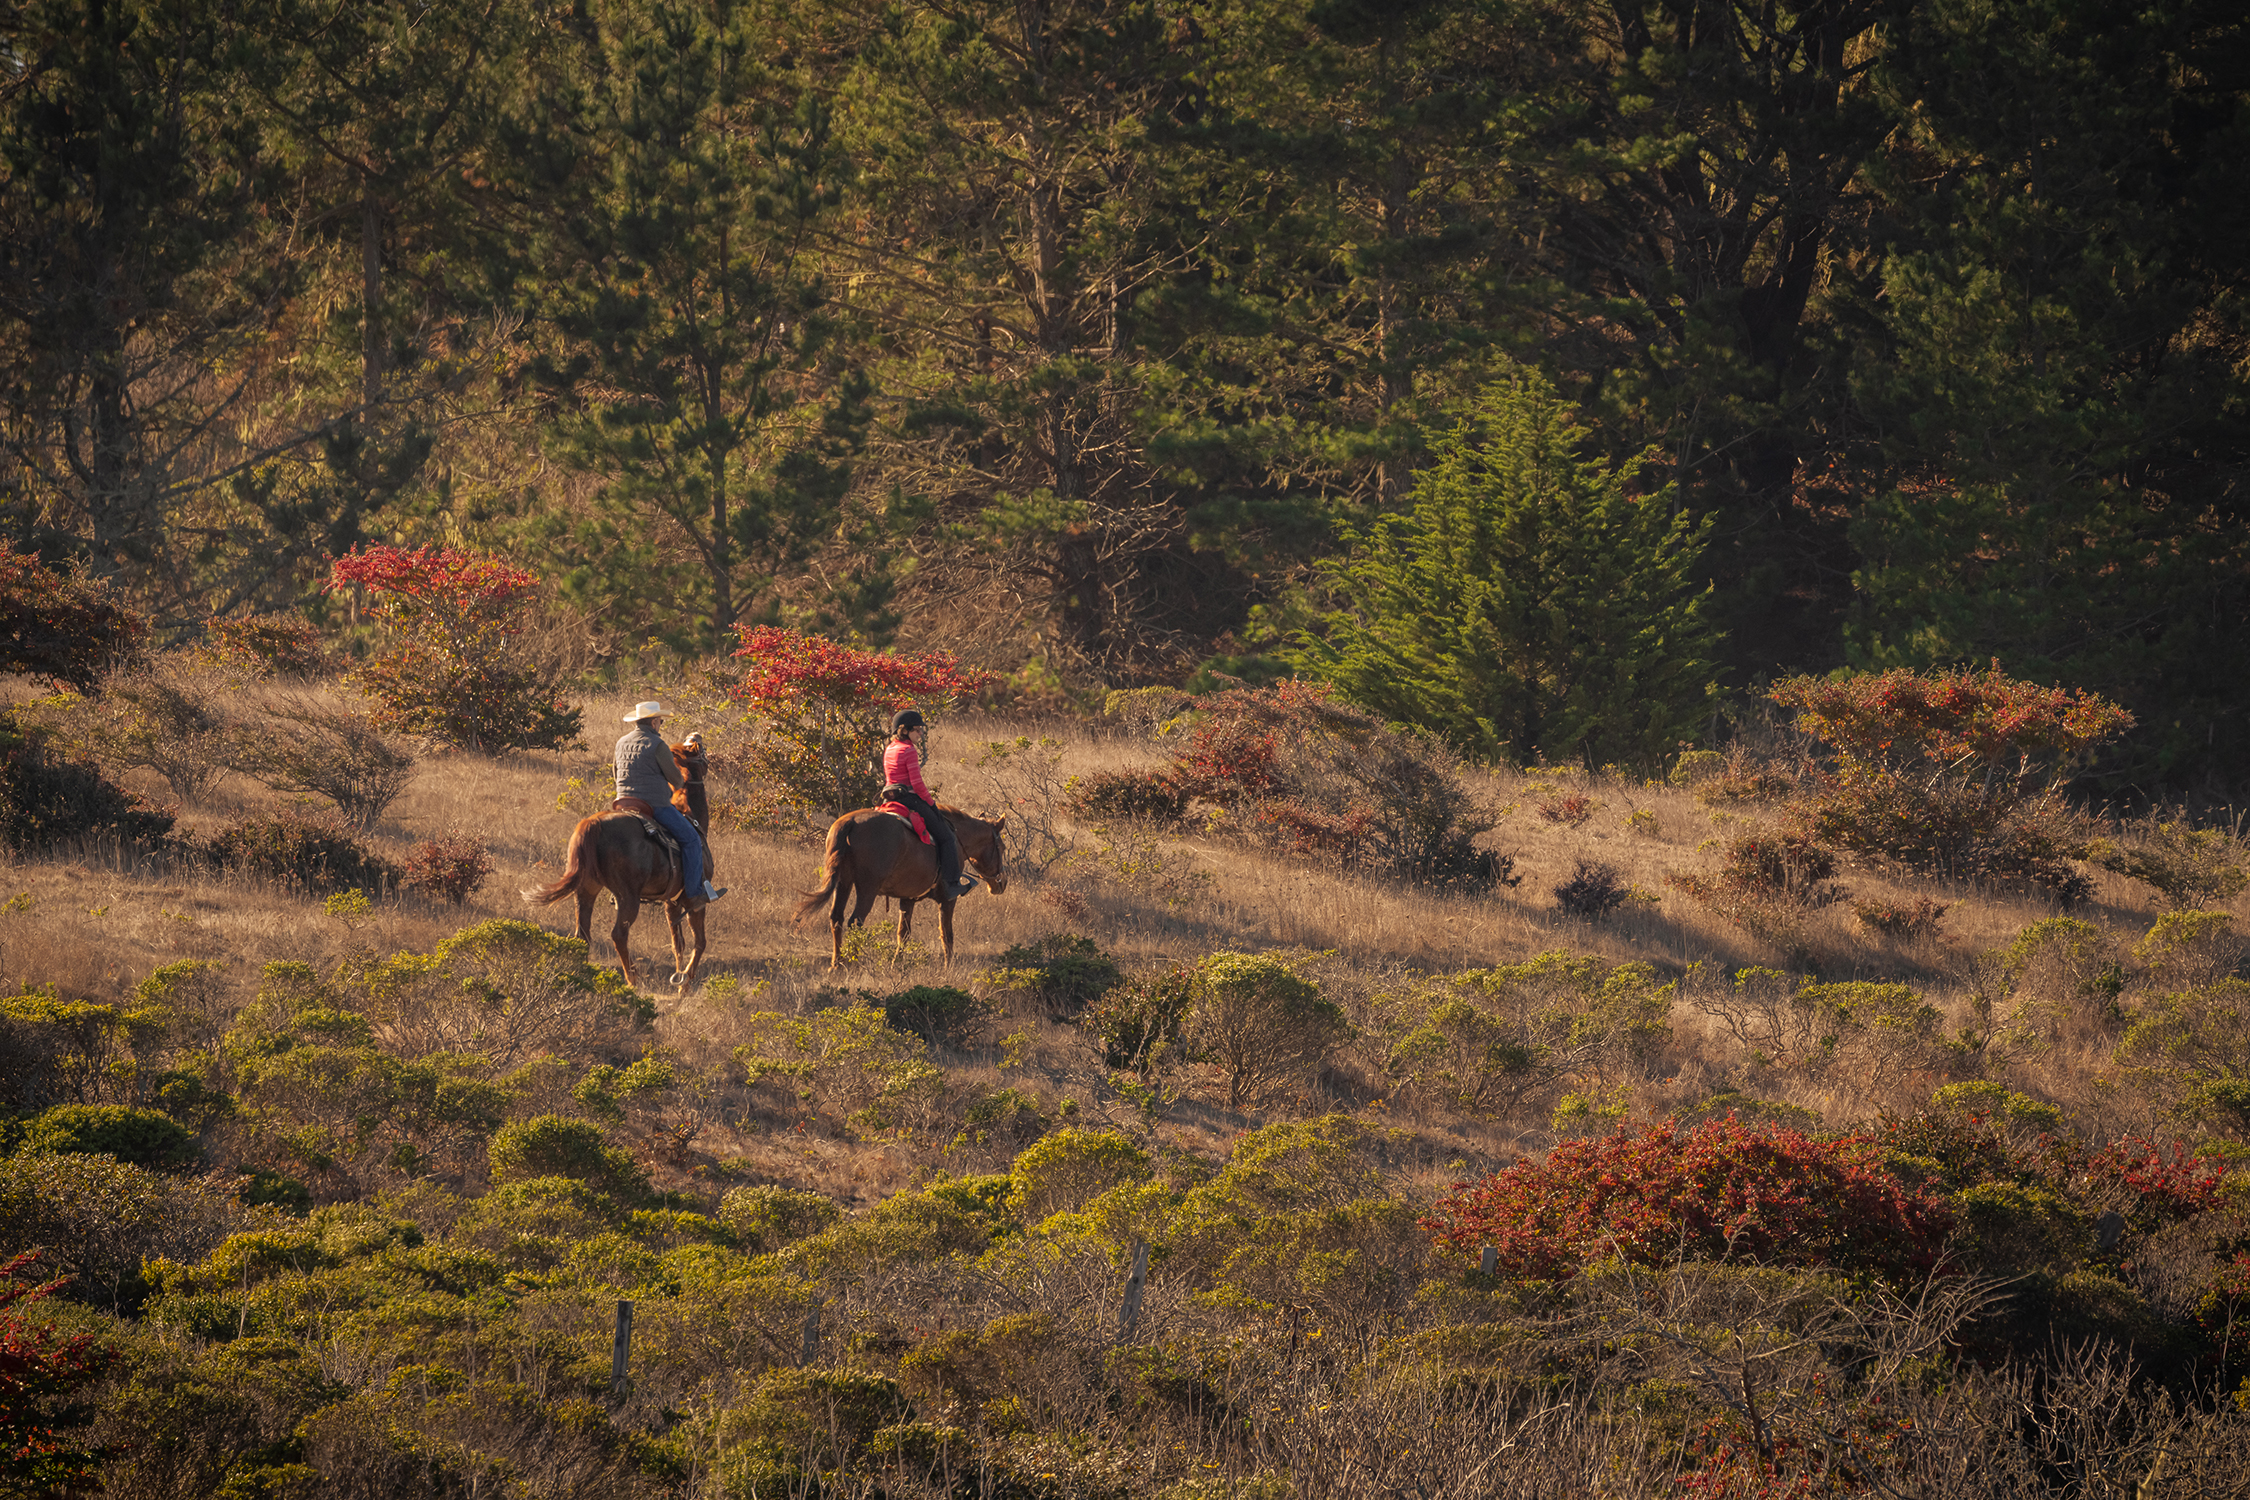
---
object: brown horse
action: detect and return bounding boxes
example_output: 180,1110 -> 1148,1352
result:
527,737 -> 713,990
794,804 -> 1008,967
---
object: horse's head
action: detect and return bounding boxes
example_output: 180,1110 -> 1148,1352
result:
964,814 -> 1008,894
671,734 -> 708,780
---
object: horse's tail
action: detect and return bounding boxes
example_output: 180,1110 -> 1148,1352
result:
526,818 -> 595,906
793,817 -> 854,924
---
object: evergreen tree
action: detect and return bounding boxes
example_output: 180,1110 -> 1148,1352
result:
1846,0 -> 2250,786
0,0 -> 279,597
504,0 -> 868,656
1295,367 -> 1719,768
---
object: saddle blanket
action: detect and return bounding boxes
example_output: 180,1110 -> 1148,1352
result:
878,802 -> 933,845
611,797 -> 679,852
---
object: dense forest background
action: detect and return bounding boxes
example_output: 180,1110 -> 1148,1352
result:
4,0 -> 2247,788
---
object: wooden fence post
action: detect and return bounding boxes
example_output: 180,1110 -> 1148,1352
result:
801,1302 -> 822,1366
611,1300 -> 634,1396
1118,1240 -> 1149,1338
1479,1245 -> 1497,1277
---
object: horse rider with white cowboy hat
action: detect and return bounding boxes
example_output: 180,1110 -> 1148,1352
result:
616,701 -> 725,905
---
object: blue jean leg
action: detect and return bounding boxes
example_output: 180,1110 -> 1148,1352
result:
647,802 -> 707,891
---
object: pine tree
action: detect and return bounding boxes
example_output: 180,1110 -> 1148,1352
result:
503,0 -> 868,656
1844,0 -> 2250,786
1295,367 -> 1718,768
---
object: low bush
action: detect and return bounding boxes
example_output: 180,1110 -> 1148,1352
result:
486,1115 -> 648,1203
40,653 -> 239,800
330,546 -> 583,752
1182,952 -> 1352,1109
0,1150 -> 245,1308
1424,1115 -> 1956,1283
1536,792 -> 1596,827
201,612 -> 325,678
872,985 -> 986,1047
1772,665 -> 2123,903
202,813 -> 400,896
718,1185 -> 843,1254
401,834 -> 493,904
1083,968 -> 1194,1073
21,1104 -> 199,1172
1383,952 -> 1672,1120
1070,684 -> 1511,890
1553,860 -> 1629,919
257,698 -> 416,828
0,544 -> 143,692
1065,768 -> 1189,825
1853,896 -> 1949,938
1667,826 -> 1846,943
0,710 -> 175,854
2087,817 -> 2250,910
986,935 -> 1123,1018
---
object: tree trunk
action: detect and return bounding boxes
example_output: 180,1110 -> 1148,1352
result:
361,185 -> 384,415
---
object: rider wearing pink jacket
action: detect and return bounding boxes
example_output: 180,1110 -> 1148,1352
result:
880,709 -> 977,899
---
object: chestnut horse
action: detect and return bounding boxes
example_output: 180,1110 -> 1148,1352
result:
527,737 -> 713,990
794,804 -> 1008,967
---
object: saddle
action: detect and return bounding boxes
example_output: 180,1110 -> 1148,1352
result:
878,801 -> 934,845
612,797 -> 681,854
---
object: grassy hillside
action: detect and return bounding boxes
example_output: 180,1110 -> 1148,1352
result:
3,684 -> 2247,1498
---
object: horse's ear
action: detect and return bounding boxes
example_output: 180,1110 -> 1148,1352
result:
993,816 -> 1007,830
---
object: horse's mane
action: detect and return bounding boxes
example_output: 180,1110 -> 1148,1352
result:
933,801 -> 995,826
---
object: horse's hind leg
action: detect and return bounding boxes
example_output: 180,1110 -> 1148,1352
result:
828,876 -> 851,969
897,897 -> 916,954
611,896 -> 641,990
575,888 -> 597,948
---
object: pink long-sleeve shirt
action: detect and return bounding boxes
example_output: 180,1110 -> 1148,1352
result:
882,738 -> 933,800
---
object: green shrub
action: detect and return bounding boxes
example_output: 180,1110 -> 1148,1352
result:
21,1104 -> 198,1172
486,1115 -> 648,1203
0,1150 -> 243,1308
1083,968 -> 1194,1072
451,1176 -> 628,1270
1006,1127 -> 1152,1221
718,1185 -> 843,1254
0,985 -> 131,1114
1385,953 -> 1672,1120
871,985 -> 986,1046
1183,953 -> 1352,1110
2089,819 -> 2250,910
988,935 -> 1122,1018
202,812 -> 400,896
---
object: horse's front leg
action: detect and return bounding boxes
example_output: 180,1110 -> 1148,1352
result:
664,900 -> 690,988
897,897 -> 916,953
938,899 -> 956,967
683,905 -> 707,989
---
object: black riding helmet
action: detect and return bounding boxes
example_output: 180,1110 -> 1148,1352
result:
891,708 -> 928,736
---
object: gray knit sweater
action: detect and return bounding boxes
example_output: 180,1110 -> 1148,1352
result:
613,726 -> 682,803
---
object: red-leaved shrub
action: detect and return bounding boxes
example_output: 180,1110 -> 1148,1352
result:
1423,1115 -> 1955,1283
402,834 -> 494,904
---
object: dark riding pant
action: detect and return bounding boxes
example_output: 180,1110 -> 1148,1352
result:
647,801 -> 707,895
882,787 -> 964,893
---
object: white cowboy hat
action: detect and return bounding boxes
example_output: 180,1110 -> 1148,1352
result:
622,700 -> 666,722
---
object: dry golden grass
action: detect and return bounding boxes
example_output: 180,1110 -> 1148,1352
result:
3,684 -> 2232,1202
